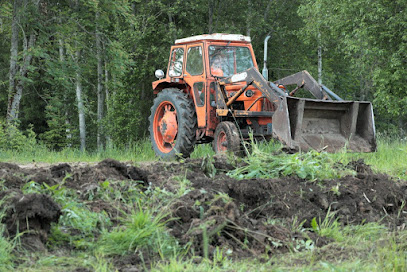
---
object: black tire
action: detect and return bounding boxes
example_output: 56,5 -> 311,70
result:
149,88 -> 197,159
212,121 -> 241,155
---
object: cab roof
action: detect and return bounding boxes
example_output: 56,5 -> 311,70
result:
175,33 -> 251,44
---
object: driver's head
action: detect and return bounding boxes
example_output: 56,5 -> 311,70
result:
212,56 -> 222,68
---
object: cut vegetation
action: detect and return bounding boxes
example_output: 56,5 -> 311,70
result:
0,142 -> 406,271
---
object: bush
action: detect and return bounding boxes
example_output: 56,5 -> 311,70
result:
0,122 -> 40,152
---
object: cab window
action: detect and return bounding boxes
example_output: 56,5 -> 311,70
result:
209,46 -> 254,77
186,46 -> 203,76
168,48 -> 184,77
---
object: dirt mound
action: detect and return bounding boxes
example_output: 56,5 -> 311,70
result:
0,159 -> 148,191
68,159 -> 148,190
0,157 -> 406,259
148,158 -> 407,258
0,159 -> 149,251
0,191 -> 61,251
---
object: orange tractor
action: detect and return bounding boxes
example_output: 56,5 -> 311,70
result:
149,34 -> 376,159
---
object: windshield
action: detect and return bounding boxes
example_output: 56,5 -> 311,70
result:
209,45 -> 254,77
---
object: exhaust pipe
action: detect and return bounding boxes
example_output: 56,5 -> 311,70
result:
262,35 -> 271,80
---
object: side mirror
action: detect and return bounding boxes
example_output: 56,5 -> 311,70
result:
155,69 -> 164,80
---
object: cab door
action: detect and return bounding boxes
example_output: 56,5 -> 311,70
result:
183,43 -> 206,128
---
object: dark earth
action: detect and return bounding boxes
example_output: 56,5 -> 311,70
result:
0,157 -> 406,270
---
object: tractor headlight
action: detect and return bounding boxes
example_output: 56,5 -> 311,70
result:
155,69 -> 164,79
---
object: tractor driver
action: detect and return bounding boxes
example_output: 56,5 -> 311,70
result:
210,55 -> 224,77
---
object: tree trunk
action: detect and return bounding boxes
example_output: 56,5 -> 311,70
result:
59,36 -> 72,145
96,10 -> 104,150
104,60 -> 111,146
104,61 -> 109,109
264,0 -> 273,22
208,0 -> 214,34
246,0 -> 251,37
168,12 -> 177,42
8,32 -> 37,122
318,32 -> 322,85
7,0 -> 38,123
75,50 -> 86,152
7,0 -> 20,123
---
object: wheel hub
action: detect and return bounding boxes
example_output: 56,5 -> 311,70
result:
159,105 -> 178,143
217,131 -> 228,152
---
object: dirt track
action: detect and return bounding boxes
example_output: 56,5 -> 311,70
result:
1,158 -> 406,262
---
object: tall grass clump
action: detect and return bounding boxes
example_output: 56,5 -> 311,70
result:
228,138 -> 351,180
97,205 -> 179,258
190,144 -> 215,159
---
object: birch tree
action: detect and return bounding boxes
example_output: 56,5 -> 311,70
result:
7,0 -> 40,123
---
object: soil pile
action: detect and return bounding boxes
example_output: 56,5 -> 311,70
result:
0,159 -> 148,251
145,157 -> 407,257
0,157 -> 406,258
0,191 -> 61,251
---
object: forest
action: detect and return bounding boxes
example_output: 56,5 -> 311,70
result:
0,0 -> 406,151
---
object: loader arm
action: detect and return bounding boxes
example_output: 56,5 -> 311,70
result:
274,70 -> 331,100
214,67 -> 376,153
215,67 -> 287,110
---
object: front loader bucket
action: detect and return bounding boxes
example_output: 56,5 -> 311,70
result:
272,96 -> 376,152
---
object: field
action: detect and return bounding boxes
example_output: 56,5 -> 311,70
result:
0,138 -> 407,271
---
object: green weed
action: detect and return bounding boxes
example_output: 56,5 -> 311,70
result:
311,208 -> 344,241
191,144 -> 215,159
22,181 -> 112,248
228,144 -> 350,180
97,205 -> 179,258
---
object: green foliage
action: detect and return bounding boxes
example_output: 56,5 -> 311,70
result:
0,199 -> 14,270
299,0 -> 407,127
97,206 -> 179,257
22,181 -> 112,248
311,208 -> 344,241
228,141 -> 350,180
0,122 -> 42,152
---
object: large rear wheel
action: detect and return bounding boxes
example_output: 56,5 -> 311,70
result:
149,88 -> 197,159
212,121 -> 240,155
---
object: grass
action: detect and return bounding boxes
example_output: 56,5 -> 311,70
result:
1,135 -> 406,181
96,206 -> 179,258
0,138 -> 157,163
228,138 -> 354,180
343,137 -> 407,180
0,139 -> 215,164
0,199 -> 14,270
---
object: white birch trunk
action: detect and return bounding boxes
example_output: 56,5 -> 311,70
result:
7,0 -> 20,122
59,38 -> 72,145
75,50 -> 86,151
8,32 -> 36,121
7,0 -> 38,123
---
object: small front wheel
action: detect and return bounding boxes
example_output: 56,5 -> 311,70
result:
212,121 -> 240,154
